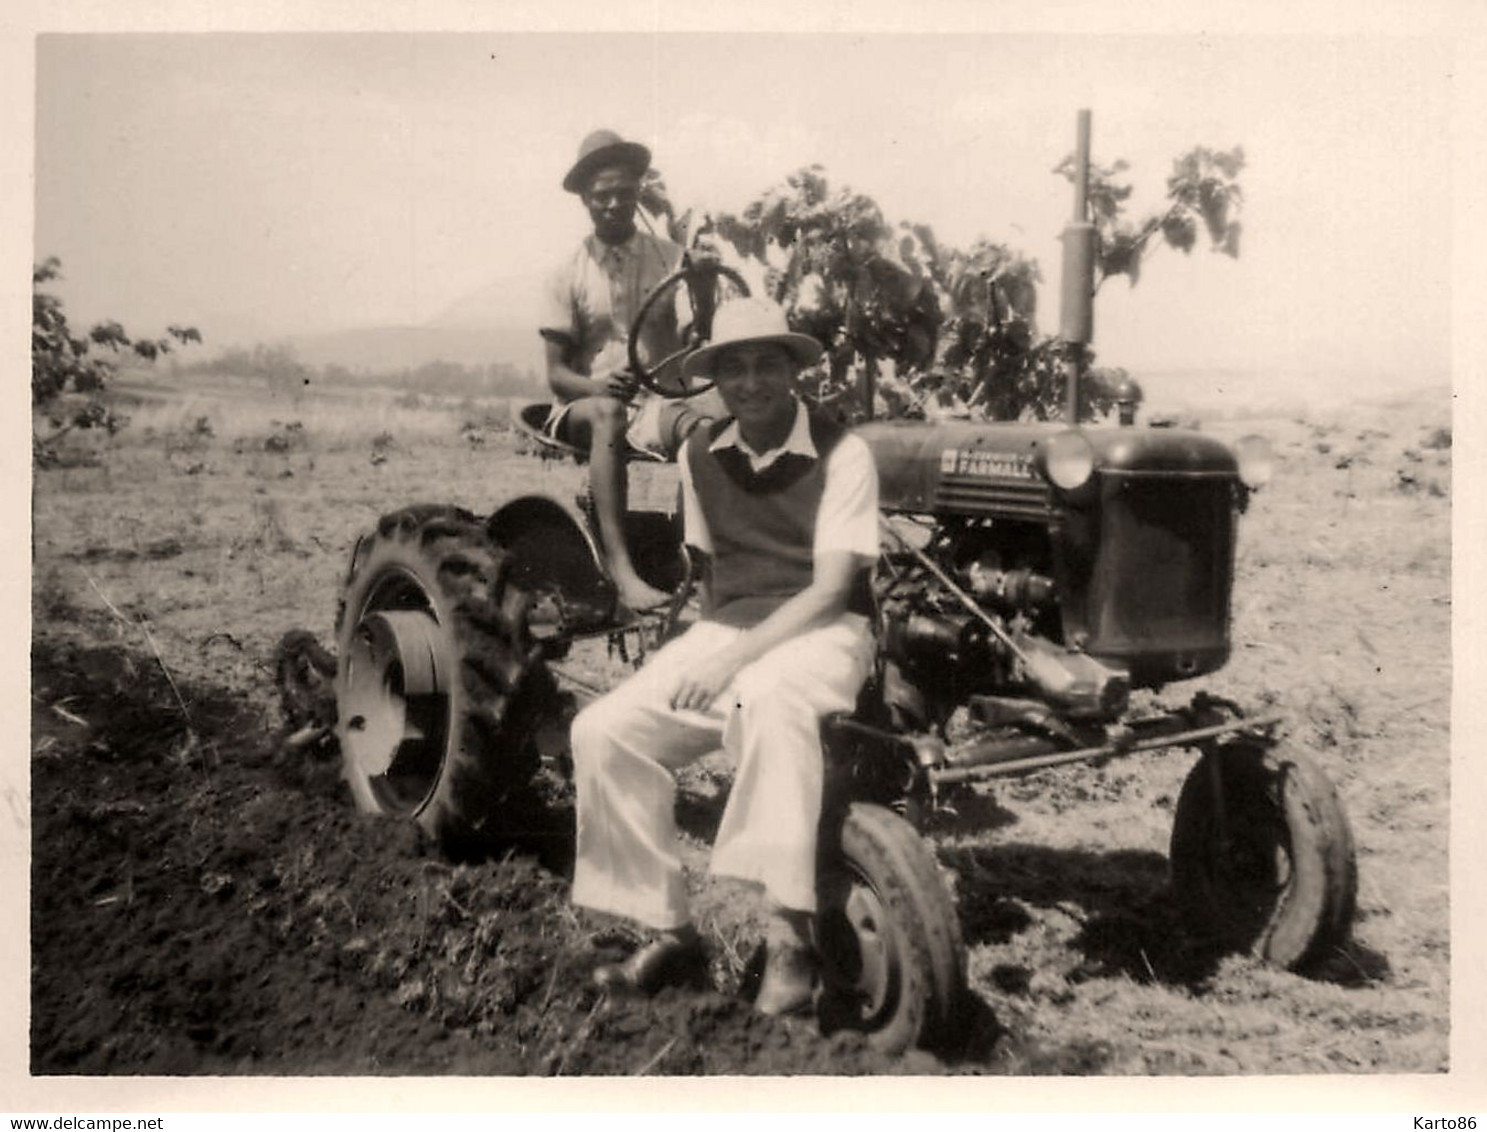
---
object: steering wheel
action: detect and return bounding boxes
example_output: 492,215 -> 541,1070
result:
627,257 -> 751,399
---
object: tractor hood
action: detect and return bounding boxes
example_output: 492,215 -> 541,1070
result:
855,419 -> 1240,517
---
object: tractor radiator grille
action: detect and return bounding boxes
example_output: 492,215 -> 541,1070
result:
935,476 -> 1054,520
1083,475 -> 1235,683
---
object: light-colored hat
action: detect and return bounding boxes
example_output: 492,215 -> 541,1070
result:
563,128 -> 651,194
680,298 -> 824,379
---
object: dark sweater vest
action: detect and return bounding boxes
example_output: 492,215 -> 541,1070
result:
685,409 -> 874,628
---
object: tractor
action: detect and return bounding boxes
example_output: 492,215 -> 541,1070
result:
279,114 -> 1356,1056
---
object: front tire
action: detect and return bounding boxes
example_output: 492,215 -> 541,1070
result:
334,505 -> 556,854
816,803 -> 964,1054
1170,740 -> 1357,970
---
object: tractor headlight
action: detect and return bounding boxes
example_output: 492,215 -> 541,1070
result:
1042,430 -> 1095,490
1235,434 -> 1274,489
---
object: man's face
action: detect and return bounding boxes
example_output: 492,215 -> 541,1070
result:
582,166 -> 641,245
711,343 -> 799,439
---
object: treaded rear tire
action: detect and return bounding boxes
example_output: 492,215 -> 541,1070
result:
334,504 -> 556,855
816,802 -> 965,1054
1170,740 -> 1357,970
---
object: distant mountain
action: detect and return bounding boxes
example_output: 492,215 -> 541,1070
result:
289,271 -> 548,376
289,322 -> 541,375
431,272 -> 546,334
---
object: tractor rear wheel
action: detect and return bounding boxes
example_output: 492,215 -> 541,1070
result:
334,505 -> 557,854
1170,740 -> 1356,970
815,802 -> 964,1054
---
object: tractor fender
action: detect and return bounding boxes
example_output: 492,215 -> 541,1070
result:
485,493 -> 612,623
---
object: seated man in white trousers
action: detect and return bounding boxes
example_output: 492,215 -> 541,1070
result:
569,297 -> 880,1015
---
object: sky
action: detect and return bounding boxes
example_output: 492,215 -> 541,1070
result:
29,28 -> 1459,391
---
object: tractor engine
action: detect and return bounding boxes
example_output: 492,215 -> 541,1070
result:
860,417 -> 1273,733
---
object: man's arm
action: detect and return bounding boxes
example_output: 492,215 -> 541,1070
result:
544,339 -> 636,403
677,445 -> 713,555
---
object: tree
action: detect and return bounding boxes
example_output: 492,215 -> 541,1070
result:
1055,145 -> 1245,292
32,258 -> 200,456
676,143 -> 1243,423
705,167 -> 943,417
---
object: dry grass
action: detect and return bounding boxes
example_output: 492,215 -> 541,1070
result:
115,369 -> 516,452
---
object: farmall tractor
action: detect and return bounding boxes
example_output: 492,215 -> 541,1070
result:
283,114 -> 1357,1055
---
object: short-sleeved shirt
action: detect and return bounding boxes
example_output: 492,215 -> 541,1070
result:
678,398 -> 880,561
539,230 -> 685,388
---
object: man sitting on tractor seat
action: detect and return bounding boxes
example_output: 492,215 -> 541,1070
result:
539,128 -> 722,614
570,298 -> 880,1016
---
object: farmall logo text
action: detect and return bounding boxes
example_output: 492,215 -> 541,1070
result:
940,448 -> 1036,480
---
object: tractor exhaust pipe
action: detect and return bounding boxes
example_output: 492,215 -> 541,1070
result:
1059,109 -> 1096,424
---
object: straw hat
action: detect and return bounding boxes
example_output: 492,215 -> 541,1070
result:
680,298 -> 823,379
563,129 -> 651,194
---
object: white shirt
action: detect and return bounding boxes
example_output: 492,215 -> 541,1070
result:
678,400 -> 880,560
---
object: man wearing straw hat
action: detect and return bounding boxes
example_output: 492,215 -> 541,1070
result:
569,297 -> 880,1016
541,128 -> 721,613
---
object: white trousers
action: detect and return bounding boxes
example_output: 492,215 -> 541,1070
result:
570,615 -> 874,930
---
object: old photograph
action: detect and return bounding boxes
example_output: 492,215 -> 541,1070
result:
12,11 -> 1476,1110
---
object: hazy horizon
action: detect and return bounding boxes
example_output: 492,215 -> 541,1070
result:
34,32 -> 1455,402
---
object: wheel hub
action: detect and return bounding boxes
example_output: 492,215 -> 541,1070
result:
1215,805 -> 1293,928
340,610 -> 446,783
819,873 -> 898,1026
843,882 -> 894,1019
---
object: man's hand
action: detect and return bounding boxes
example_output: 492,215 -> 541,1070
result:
599,367 -> 640,402
669,652 -> 741,714
687,238 -> 724,270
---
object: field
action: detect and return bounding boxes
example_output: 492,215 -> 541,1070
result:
26,370 -> 1454,1082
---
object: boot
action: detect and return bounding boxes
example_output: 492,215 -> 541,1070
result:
754,907 -> 817,1016
592,928 -> 707,995
754,940 -> 818,1016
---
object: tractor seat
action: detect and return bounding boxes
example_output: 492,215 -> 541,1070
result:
513,400 -> 668,465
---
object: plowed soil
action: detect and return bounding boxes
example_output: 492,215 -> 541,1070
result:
25,376 -> 1453,1081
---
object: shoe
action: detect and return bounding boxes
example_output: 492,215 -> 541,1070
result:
754,940 -> 818,1016
592,933 -> 708,995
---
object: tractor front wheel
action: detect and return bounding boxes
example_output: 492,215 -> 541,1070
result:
334,505 -> 556,854
1170,740 -> 1357,970
815,802 -> 965,1054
